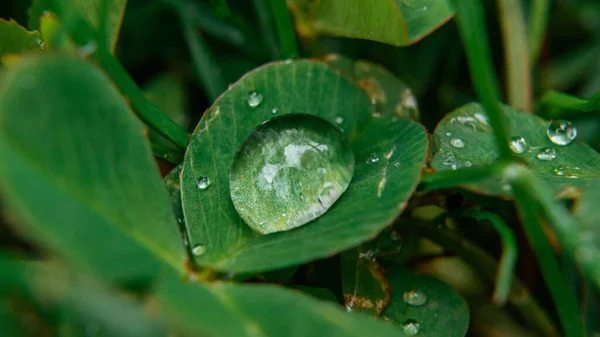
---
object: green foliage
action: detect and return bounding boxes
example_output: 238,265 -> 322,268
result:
1,0 -> 600,336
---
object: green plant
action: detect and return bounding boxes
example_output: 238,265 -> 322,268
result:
1,0 -> 599,336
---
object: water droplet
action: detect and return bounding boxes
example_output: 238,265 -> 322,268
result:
403,290 -> 428,306
552,166 -> 565,176
465,161 -> 472,167
402,319 -> 420,336
547,120 -> 577,146
197,177 -> 210,189
445,132 -> 452,137
450,138 -> 465,148
509,136 -> 527,154
393,161 -> 401,167
367,153 -> 380,163
473,112 -> 489,126
78,41 -> 98,57
372,111 -> 381,118
451,163 -> 458,170
335,116 -> 344,124
536,147 -> 556,161
229,114 -> 354,234
192,244 -> 206,256
246,91 -> 263,108
271,108 -> 278,114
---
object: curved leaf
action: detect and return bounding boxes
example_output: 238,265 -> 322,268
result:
157,273 -> 409,337
429,102 -> 600,197
383,268 -> 469,337
324,54 -> 420,120
182,60 -> 429,273
0,19 -> 43,63
290,0 -> 454,46
0,55 -> 185,283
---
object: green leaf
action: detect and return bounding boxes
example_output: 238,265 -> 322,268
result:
156,273 -> 409,337
324,54 -> 420,120
181,60 -> 429,273
28,0 -> 127,52
429,102 -> 600,197
290,0 -> 454,46
0,19 -> 43,62
382,268 -> 469,337
341,248 -> 390,316
0,259 -> 165,337
0,55 -> 186,283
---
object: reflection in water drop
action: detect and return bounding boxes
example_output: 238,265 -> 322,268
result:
536,147 -> 556,161
229,114 -> 354,234
509,136 -> 526,154
402,319 -> 420,336
246,91 -> 263,108
547,120 -> 577,146
403,290 -> 428,306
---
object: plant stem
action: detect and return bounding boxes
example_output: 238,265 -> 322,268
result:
506,167 -> 586,337
450,210 -> 517,305
419,164 -> 499,191
172,1 -> 227,102
453,0 -> 513,159
95,48 -> 191,149
268,0 -> 299,59
151,143 -> 184,165
497,0 -> 532,111
403,220 -> 560,337
528,0 -> 550,65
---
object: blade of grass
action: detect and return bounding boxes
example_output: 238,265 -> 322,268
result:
505,165 -> 586,337
497,0 -> 532,111
170,0 -> 227,102
452,0 -> 512,159
252,0 -> 280,58
528,0 -> 550,64
268,0 -> 299,59
152,143 -> 184,165
539,90 -> 600,119
210,0 -> 232,18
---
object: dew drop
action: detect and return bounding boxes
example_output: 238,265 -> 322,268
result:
229,114 -> 354,234
536,147 -> 556,161
367,153 -> 380,164
335,116 -> 344,124
402,319 -> 420,336
393,161 -> 401,167
450,138 -> 465,148
547,120 -> 577,146
246,91 -> 263,108
403,290 -> 428,306
552,166 -> 565,176
465,161 -> 472,167
197,177 -> 210,189
192,244 -> 206,256
509,136 -> 527,154
271,108 -> 278,114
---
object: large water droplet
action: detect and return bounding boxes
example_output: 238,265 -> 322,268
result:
402,319 -> 420,336
197,177 -> 210,189
450,138 -> 465,148
547,120 -> 577,146
246,91 -> 263,108
536,147 -> 556,161
229,114 -> 354,234
509,136 -> 527,154
192,244 -> 206,256
403,290 -> 428,306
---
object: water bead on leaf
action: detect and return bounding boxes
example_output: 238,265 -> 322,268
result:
536,147 -> 556,161
245,91 -> 263,108
450,138 -> 465,148
229,114 -> 355,234
547,120 -> 577,146
508,136 -> 526,154
402,290 -> 428,306
401,319 -> 420,336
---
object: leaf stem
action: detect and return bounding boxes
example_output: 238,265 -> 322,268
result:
453,0 -> 513,159
446,210 -> 517,305
528,0 -> 550,65
497,0 -> 532,111
268,0 -> 299,59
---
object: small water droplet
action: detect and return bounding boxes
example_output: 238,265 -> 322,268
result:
246,91 -> 263,108
547,120 -> 577,146
367,153 -> 380,163
402,319 -> 420,336
509,136 -> 527,154
78,41 -> 98,57
552,166 -> 565,176
403,290 -> 428,306
197,177 -> 210,189
451,163 -> 458,170
465,161 -> 472,167
372,111 -> 381,118
450,138 -> 465,148
393,161 -> 401,167
536,147 -> 556,161
271,108 -> 278,114
335,116 -> 344,124
192,244 -> 206,256
446,132 -> 452,137
473,112 -> 489,126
